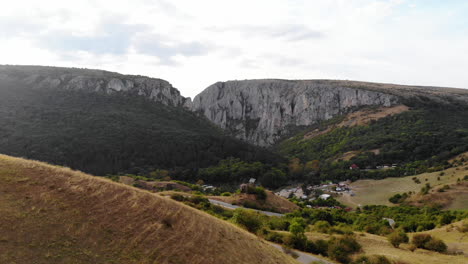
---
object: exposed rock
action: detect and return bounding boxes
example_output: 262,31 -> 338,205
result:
0,65 -> 190,107
191,79 -> 400,146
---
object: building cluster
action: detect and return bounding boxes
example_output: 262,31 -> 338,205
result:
275,180 -> 354,201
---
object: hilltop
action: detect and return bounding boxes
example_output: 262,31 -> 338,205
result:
0,66 -> 281,176
0,154 -> 297,264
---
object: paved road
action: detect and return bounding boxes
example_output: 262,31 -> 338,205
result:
269,243 -> 332,264
208,199 -> 284,217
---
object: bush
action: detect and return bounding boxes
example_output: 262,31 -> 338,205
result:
265,231 -> 285,243
352,255 -> 391,264
315,239 -> 329,256
411,234 -> 447,253
289,222 -> 305,236
327,235 -> 362,263
424,238 -> 447,253
220,192 -> 232,196
387,231 -> 409,248
246,186 -> 267,200
170,193 -> 185,201
411,234 -> 432,248
314,220 -> 332,233
231,208 -> 264,233
284,233 -> 308,251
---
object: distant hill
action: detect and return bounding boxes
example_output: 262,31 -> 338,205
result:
0,154 -> 297,264
0,66 -> 281,176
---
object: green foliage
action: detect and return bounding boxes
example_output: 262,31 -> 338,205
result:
289,222 -> 305,236
231,209 -> 264,233
411,234 -> 433,248
278,108 -> 468,182
246,186 -> 267,200
420,183 -> 431,195
387,231 -> 409,248
352,255 -> 392,264
388,193 -> 409,204
0,80 -> 281,178
424,238 -> 447,253
327,235 -> 362,263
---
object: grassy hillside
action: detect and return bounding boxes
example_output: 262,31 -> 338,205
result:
303,230 -> 467,264
0,154 -> 297,264
277,105 -> 468,183
338,159 -> 468,208
0,78 -> 280,176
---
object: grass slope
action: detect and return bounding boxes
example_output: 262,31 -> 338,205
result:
0,154 -> 297,264
338,163 -> 468,208
305,230 -> 468,264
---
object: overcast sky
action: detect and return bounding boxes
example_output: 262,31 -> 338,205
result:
1,0 -> 467,98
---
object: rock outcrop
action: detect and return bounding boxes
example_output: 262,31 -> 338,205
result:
0,65 -> 190,107
191,79 -> 400,146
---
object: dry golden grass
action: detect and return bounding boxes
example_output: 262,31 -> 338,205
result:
304,105 -> 409,140
305,230 -> 468,264
209,190 -> 299,213
338,164 -> 468,208
0,154 -> 298,264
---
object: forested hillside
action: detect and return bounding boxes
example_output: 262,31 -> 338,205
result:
277,103 -> 468,183
0,79 -> 281,176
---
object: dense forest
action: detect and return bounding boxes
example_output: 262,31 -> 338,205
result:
0,79 -> 282,175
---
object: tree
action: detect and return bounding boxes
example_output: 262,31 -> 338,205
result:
289,222 -> 305,236
387,231 -> 409,248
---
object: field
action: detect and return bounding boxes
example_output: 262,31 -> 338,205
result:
304,223 -> 468,264
338,161 -> 468,208
0,154 -> 297,264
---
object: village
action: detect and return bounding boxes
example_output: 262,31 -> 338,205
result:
274,180 -> 354,204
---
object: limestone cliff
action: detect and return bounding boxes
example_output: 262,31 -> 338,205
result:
191,79 -> 400,146
0,65 -> 190,107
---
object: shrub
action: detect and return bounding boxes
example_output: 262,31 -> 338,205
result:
314,239 -> 329,256
246,186 -> 267,200
411,234 -> 447,253
327,235 -> 362,263
265,231 -> 285,243
352,255 -> 391,264
314,220 -> 331,233
284,233 -> 307,251
387,231 -> 409,248
411,234 -> 432,248
231,208 -> 264,233
220,192 -> 232,196
424,238 -> 447,253
289,222 -> 305,236
170,193 -> 185,201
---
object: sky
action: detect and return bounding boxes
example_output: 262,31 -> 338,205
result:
1,0 -> 467,98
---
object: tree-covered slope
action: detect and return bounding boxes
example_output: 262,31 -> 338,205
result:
277,104 -> 468,182
0,78 -> 280,176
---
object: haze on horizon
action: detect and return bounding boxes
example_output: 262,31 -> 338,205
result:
1,0 -> 467,98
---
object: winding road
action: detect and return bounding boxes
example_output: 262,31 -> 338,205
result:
208,199 -> 284,217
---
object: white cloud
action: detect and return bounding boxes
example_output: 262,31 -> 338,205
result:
0,0 -> 467,98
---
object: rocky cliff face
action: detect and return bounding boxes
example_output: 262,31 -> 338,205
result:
0,65 -> 190,107
191,79 -> 400,146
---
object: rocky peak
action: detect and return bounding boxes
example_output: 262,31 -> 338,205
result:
191,79 -> 400,146
0,65 -> 191,107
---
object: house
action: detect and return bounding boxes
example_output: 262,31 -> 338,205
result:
319,194 -> 331,200
249,178 -> 256,184
349,164 -> 359,170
